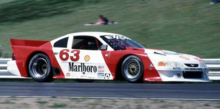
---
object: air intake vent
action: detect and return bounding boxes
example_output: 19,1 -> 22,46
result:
185,64 -> 198,67
183,71 -> 203,78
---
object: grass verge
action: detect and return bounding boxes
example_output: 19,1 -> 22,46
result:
0,0 -> 219,58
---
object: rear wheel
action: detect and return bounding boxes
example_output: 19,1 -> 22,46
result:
121,55 -> 143,83
28,53 -> 53,82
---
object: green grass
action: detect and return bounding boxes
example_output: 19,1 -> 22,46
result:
36,100 -> 48,104
49,103 -> 67,108
0,0 -> 220,58
0,0 -> 15,4
204,103 -> 210,106
0,100 -> 15,104
51,96 -> 57,98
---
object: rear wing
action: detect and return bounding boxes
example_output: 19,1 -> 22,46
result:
10,39 -> 49,47
9,39 -> 50,60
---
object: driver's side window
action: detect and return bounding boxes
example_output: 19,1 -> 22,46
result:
72,36 -> 103,50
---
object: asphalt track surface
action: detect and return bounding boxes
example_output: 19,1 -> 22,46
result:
0,82 -> 220,99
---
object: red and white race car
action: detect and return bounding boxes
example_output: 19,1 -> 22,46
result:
7,32 -> 210,82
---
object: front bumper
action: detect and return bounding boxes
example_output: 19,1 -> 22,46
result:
157,68 -> 211,82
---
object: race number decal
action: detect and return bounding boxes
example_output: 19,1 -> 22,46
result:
70,50 -> 80,61
59,49 -> 69,61
59,49 -> 80,61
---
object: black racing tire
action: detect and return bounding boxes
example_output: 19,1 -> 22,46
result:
28,53 -> 53,82
121,55 -> 144,83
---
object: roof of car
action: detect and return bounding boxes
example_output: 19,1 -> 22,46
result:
66,32 -> 122,38
51,32 -> 127,43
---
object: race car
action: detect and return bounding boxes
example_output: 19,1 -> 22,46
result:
7,32 -> 210,82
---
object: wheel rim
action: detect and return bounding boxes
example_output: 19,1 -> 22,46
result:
124,59 -> 141,79
31,58 -> 48,78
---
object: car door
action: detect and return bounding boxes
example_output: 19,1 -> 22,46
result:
51,35 -> 72,78
57,35 -> 112,80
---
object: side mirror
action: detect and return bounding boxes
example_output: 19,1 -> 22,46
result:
100,45 -> 108,51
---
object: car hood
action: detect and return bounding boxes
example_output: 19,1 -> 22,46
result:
144,49 -> 202,64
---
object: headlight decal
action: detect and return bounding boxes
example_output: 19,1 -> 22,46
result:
158,61 -> 184,69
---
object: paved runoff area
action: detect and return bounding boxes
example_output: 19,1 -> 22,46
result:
0,97 -> 219,109
0,82 -> 219,108
0,82 -> 220,99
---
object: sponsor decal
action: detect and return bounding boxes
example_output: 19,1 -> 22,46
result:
180,56 -> 189,60
104,73 -> 110,79
104,35 -> 130,40
66,73 -> 70,77
98,66 -> 104,69
185,68 -> 203,70
98,73 -> 110,79
105,53 -> 110,57
69,62 -> 97,73
82,72 -> 86,75
194,57 -> 203,62
80,75 -> 87,78
98,70 -> 104,73
98,66 -> 105,73
88,77 -> 95,79
149,64 -> 154,70
84,55 -> 90,62
97,73 -> 105,79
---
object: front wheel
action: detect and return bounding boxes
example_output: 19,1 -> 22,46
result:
28,53 -> 53,82
121,55 -> 144,83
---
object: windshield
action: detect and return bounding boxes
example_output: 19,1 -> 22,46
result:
100,35 -> 145,50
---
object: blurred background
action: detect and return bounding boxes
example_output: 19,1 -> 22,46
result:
0,0 -> 219,58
